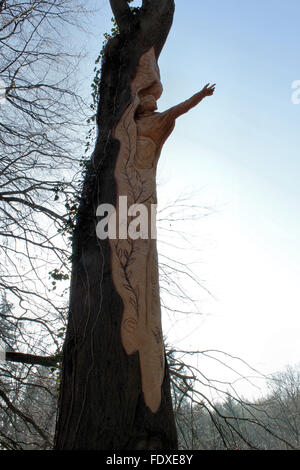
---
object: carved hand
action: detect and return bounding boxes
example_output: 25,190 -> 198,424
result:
200,83 -> 216,97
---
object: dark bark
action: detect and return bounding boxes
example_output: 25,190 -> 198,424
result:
54,0 -> 178,450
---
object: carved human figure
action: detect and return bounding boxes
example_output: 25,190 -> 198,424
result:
110,48 -> 215,413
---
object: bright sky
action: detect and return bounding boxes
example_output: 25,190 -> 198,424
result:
78,0 -> 300,397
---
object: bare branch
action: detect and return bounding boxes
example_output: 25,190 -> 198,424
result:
5,352 -> 61,369
0,388 -> 52,446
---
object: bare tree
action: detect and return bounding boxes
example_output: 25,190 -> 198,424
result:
170,350 -> 298,450
0,0 -> 88,359
0,0 -> 89,449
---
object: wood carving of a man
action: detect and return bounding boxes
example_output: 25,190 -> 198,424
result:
110,48 -> 215,412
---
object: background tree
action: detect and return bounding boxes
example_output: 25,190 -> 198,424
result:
170,354 -> 300,450
0,0 -> 88,449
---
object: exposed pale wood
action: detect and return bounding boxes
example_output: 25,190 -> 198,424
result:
111,49 -> 215,413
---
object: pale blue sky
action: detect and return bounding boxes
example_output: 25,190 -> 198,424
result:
78,0 -> 300,393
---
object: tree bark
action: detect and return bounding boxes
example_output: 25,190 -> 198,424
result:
54,0 -> 178,450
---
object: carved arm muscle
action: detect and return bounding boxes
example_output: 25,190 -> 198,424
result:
162,83 -> 215,121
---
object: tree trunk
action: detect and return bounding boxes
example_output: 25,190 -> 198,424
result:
54,0 -> 178,450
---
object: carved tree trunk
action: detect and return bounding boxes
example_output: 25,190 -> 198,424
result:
54,0 -> 178,450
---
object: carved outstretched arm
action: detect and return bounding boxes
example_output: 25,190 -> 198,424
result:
163,83 -> 215,121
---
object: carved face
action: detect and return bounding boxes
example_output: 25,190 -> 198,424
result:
148,82 -> 163,100
137,95 -> 157,114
